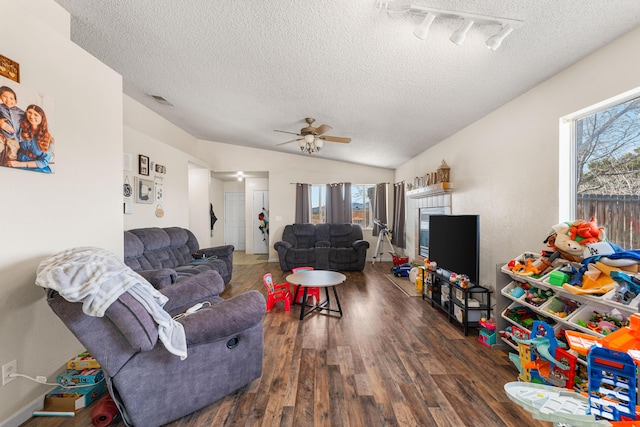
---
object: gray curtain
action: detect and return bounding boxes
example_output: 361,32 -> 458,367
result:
295,183 -> 311,223
326,182 -> 351,224
372,183 -> 387,236
391,181 -> 406,248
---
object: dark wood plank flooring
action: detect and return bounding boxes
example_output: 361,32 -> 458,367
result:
21,257 -> 550,427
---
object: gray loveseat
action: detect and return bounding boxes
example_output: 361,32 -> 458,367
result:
124,227 -> 234,286
274,223 -> 369,271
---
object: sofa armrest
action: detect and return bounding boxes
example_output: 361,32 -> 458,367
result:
179,290 -> 266,345
198,245 -> 234,276
199,244 -> 234,260
137,268 -> 178,289
315,240 -> 331,248
352,240 -> 370,252
160,270 -> 225,313
274,241 -> 292,251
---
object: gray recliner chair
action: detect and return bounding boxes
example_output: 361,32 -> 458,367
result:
45,270 -> 265,426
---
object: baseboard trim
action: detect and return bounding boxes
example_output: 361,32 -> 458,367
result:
0,391 -> 49,427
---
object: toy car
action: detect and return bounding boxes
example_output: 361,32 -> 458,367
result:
392,263 -> 412,277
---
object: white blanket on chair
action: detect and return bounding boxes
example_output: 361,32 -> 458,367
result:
36,247 -> 187,360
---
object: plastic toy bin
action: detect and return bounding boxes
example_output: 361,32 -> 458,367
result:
478,328 -> 496,348
569,304 -> 630,337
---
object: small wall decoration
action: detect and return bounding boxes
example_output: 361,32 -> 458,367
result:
0,54 -> 20,83
135,177 -> 154,204
0,75 -> 56,173
155,183 -> 163,202
123,152 -> 133,171
138,154 -> 149,176
123,176 -> 132,197
155,164 -> 166,174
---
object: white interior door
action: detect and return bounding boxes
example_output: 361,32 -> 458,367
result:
253,190 -> 269,254
224,191 -> 245,250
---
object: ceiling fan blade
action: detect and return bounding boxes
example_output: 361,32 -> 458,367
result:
320,136 -> 351,143
274,129 -> 301,136
315,124 -> 333,136
276,138 -> 303,146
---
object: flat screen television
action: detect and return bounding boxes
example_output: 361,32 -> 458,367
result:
428,214 -> 480,285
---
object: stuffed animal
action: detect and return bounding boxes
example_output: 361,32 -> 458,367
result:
547,219 -> 606,262
568,217 -> 605,245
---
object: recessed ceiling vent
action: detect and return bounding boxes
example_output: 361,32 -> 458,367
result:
147,94 -> 174,106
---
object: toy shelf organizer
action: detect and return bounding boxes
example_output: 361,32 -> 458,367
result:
496,254 -> 640,359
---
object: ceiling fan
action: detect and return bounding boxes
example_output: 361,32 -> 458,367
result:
274,117 -> 351,154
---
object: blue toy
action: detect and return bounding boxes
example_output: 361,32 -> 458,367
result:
392,263 -> 411,277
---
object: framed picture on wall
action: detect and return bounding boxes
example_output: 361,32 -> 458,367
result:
135,177 -> 154,204
138,154 -> 149,176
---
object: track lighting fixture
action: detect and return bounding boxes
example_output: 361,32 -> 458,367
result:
377,2 -> 523,50
413,12 -> 436,40
486,24 -> 514,51
450,18 -> 474,45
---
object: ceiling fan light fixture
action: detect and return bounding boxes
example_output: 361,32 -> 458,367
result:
304,134 -> 315,143
450,18 -> 474,45
486,24 -> 513,50
413,12 -> 435,40
315,138 -> 324,150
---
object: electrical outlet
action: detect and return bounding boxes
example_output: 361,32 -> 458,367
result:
2,360 -> 17,386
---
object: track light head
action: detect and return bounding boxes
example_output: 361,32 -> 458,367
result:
413,12 -> 436,40
486,24 -> 514,50
450,18 -> 474,45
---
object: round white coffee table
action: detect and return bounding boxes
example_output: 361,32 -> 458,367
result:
286,270 -> 346,320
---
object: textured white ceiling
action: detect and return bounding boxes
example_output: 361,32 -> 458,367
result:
54,0 -> 640,169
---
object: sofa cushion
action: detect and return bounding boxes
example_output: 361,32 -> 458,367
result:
329,224 -> 360,248
286,224 -> 318,248
124,227 -> 234,285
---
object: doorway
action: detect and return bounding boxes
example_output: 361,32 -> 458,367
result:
224,191 -> 246,250
253,190 -> 269,254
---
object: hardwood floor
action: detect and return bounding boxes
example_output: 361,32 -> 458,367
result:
21,256 -> 550,427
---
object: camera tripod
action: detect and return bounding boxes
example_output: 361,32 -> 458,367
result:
372,219 -> 394,265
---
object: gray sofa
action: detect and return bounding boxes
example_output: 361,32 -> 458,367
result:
274,223 -> 369,271
45,269 -> 265,427
124,227 -> 233,286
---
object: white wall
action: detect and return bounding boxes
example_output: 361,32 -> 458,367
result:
0,1 -> 123,424
395,27 -> 640,290
209,175 -> 225,247
196,141 -> 395,261
122,96 -> 209,232
188,165 -> 212,245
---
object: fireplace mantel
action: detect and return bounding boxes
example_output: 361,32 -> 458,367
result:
406,182 -> 453,199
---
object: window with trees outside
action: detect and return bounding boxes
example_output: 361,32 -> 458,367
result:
310,184 -> 375,228
572,93 -> 640,250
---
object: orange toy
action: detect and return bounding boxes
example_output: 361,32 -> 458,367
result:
568,217 -> 604,245
601,313 -> 640,365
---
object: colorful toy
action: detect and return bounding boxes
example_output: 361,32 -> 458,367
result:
506,320 -> 576,387
392,263 -> 411,277
478,318 -> 497,348
587,346 -> 637,421
569,217 -> 605,245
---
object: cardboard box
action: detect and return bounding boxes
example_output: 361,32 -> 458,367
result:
454,305 -> 481,323
57,369 -> 104,387
66,351 -> 100,370
44,381 -> 107,412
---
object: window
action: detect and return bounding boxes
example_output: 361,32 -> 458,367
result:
569,92 -> 640,249
310,185 -> 326,224
309,184 -> 375,227
351,184 -> 375,229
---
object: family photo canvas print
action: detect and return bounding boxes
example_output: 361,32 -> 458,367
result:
0,75 -> 56,173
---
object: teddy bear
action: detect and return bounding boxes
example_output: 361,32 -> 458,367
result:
547,219 -> 606,262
